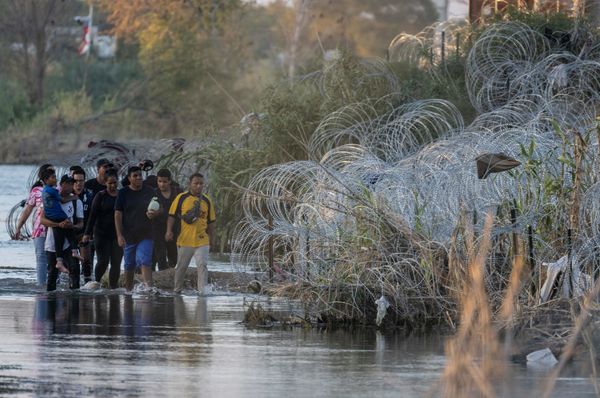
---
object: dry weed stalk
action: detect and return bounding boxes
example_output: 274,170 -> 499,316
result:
441,212 -> 529,397
441,213 -> 505,397
442,208 -> 600,397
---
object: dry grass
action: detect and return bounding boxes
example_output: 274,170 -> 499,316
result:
436,212 -> 600,397
439,213 -> 509,397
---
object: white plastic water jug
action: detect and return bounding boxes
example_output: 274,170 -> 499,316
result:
147,197 -> 160,212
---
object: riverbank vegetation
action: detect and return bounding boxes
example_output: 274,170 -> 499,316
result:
231,5 -> 600,329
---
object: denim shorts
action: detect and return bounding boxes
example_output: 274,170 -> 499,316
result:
123,239 -> 154,271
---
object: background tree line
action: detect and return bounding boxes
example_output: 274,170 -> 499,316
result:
0,0 -> 438,162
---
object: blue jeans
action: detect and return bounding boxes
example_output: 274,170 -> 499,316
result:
34,236 -> 47,285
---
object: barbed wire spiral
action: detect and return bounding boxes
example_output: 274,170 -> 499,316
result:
231,19 -> 600,321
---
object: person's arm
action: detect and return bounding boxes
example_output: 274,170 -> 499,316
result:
165,193 -> 181,241
206,223 -> 214,245
114,190 -> 126,247
47,186 -> 74,204
40,209 -> 70,229
72,218 -> 84,230
206,196 -> 216,245
165,216 -> 175,241
83,193 -> 101,242
114,210 -> 125,247
13,204 -> 35,240
60,193 -> 77,203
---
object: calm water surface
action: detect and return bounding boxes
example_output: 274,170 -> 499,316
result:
0,165 -> 597,397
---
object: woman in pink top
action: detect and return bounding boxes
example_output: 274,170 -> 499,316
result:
14,164 -> 55,285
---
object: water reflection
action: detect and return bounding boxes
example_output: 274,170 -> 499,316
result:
0,294 -> 591,397
32,294 -> 213,367
23,294 -> 449,397
34,294 -> 209,335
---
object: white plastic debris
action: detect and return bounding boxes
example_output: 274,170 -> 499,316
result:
526,348 -> 558,369
375,295 -> 390,326
539,254 -> 592,303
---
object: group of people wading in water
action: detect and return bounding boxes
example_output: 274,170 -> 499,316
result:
14,159 -> 216,293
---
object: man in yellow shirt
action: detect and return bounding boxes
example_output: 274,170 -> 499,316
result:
165,173 -> 216,294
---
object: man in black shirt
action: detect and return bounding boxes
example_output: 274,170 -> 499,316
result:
83,158 -> 113,281
115,166 -> 160,291
153,168 -> 180,270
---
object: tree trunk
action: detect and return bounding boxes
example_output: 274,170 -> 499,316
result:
33,26 -> 47,108
288,0 -> 311,80
2,0 -> 61,107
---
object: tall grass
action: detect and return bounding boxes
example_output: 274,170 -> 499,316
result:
438,211 -> 600,397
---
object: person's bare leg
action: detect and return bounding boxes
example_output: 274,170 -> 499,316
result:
141,266 -> 153,288
71,248 -> 84,261
56,258 -> 69,274
124,270 -> 135,291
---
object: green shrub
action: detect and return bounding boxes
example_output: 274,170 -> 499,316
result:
49,90 -> 93,125
0,80 -> 33,130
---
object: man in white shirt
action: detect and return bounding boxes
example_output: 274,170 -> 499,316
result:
41,176 -> 84,291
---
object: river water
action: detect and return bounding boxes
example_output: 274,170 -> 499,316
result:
0,165 -> 597,397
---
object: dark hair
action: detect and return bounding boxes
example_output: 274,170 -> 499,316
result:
127,166 -> 142,176
38,164 -> 53,180
144,175 -> 158,189
104,168 -> 118,180
69,165 -> 86,178
41,168 -> 56,183
60,174 -> 74,185
96,158 -> 111,169
189,173 -> 204,182
157,168 -> 172,179
33,164 -> 54,188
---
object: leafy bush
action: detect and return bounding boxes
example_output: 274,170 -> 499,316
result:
49,90 -> 93,125
0,80 -> 33,130
46,57 -> 143,107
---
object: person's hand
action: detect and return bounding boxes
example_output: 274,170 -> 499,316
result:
82,235 -> 90,244
117,235 -> 126,248
13,229 -> 22,240
62,220 -> 74,229
146,210 -> 159,220
165,231 -> 173,242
